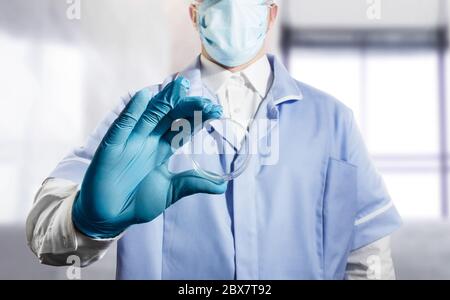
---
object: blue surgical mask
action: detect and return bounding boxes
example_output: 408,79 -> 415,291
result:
196,0 -> 270,67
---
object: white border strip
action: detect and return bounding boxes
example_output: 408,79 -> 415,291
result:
355,201 -> 394,226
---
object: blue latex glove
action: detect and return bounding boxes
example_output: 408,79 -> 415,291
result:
72,77 -> 226,239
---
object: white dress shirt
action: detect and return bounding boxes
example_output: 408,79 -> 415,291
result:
200,54 -> 273,130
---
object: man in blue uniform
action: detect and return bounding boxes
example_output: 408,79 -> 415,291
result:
26,0 -> 401,279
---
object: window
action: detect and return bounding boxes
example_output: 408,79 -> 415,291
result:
290,43 -> 443,219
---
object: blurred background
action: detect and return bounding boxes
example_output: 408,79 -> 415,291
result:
1,0 -> 450,279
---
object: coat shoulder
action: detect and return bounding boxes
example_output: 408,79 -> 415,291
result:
296,81 -> 353,116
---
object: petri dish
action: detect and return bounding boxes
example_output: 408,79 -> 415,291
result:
188,118 -> 251,182
168,75 -> 251,181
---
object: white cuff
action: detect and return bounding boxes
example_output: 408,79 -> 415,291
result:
26,178 -> 119,267
346,236 -> 396,280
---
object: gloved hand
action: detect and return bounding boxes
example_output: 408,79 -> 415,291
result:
72,77 -> 226,239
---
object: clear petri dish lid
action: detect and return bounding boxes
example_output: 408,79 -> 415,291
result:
187,118 -> 251,182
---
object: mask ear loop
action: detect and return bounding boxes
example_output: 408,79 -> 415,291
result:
265,0 -> 277,34
191,0 -> 201,14
191,1 -> 201,31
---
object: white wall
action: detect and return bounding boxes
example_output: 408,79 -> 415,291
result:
0,1 -> 176,223
78,0 -> 173,133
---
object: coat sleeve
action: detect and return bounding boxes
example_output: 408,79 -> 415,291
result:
343,111 -> 402,250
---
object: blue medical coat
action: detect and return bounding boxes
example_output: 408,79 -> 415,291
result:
50,55 -> 402,279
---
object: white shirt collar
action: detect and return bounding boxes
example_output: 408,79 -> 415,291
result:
200,55 -> 273,98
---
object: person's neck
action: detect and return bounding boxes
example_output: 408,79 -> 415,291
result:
201,48 -> 267,73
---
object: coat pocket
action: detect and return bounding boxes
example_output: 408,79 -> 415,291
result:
322,158 -> 358,279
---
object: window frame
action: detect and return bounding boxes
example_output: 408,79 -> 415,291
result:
282,27 -> 449,218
